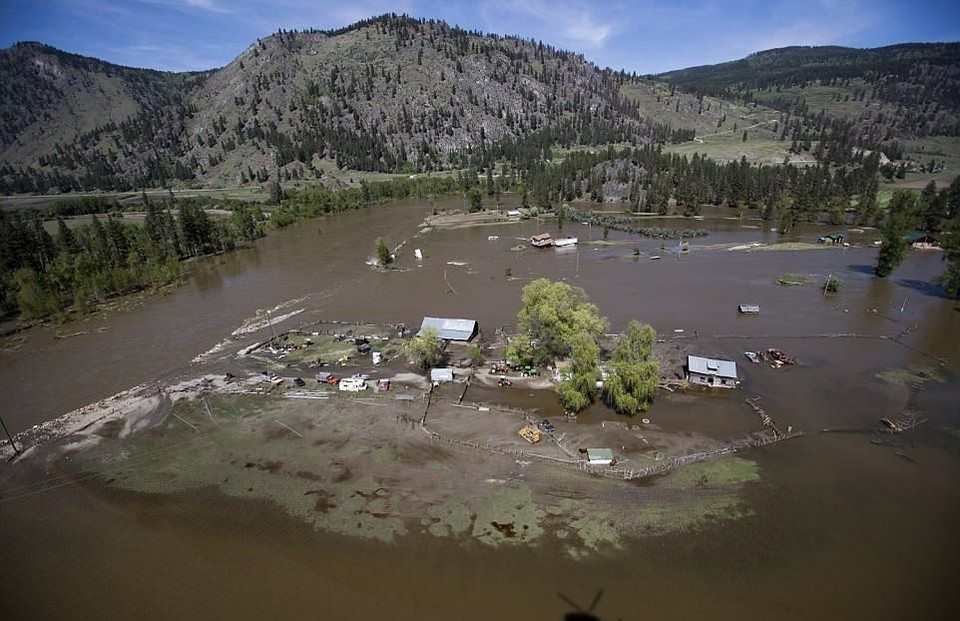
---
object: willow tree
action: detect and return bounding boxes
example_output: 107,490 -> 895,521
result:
557,332 -> 600,413
505,278 -> 606,367
603,320 -> 659,415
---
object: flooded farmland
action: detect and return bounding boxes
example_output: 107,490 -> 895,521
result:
2,197 -> 959,620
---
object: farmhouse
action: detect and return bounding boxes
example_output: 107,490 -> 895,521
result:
905,230 -> 941,249
530,233 -> 553,248
418,317 -> 478,342
687,355 -> 739,388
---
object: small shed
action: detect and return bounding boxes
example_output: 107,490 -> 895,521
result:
818,233 -> 845,244
430,368 -> 454,383
585,448 -> 615,466
687,355 -> 739,388
418,317 -> 478,342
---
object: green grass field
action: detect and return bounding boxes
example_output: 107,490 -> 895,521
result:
666,133 -> 793,164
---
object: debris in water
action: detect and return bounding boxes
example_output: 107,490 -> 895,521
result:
767,348 -> 796,367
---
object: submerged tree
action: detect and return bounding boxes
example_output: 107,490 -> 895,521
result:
602,321 -> 659,415
824,275 -> 842,294
375,236 -> 392,266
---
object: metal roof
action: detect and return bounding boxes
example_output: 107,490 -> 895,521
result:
905,230 -> 938,243
586,448 -> 614,461
430,368 -> 454,382
687,355 -> 738,380
419,317 -> 477,341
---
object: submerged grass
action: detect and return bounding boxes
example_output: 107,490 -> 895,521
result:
659,456 -> 760,491
875,366 -> 947,386
633,495 -> 750,534
82,391 -> 760,556
751,242 -> 835,252
777,273 -> 814,286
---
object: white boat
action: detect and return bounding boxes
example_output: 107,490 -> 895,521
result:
554,237 -> 578,247
414,248 -> 423,261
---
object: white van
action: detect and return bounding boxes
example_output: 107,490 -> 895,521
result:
338,377 -> 368,392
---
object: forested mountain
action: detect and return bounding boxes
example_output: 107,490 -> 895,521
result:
656,43 -> 960,158
0,14 -> 713,194
1,16 -> 957,195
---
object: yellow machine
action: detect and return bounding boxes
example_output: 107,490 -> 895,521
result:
518,424 -> 542,444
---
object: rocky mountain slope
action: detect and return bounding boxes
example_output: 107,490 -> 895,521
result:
2,16 -> 956,194
3,15 -> 711,193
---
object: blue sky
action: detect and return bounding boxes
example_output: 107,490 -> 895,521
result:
1,0 -> 957,74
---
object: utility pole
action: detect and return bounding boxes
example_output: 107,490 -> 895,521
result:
265,308 -> 277,341
1,414 -> 20,457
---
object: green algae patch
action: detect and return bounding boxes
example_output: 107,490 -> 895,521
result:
569,512 -> 621,551
78,388 -> 761,555
91,393 -> 414,543
659,457 -> 760,491
876,366 -> 946,386
425,497 -> 473,538
370,444 -> 397,465
472,484 -> 544,546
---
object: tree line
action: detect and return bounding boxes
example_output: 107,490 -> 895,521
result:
0,174 -> 467,321
0,200 -> 266,321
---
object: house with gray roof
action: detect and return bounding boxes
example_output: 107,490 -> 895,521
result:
687,355 -> 739,388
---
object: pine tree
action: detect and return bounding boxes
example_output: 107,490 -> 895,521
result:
875,191 -> 915,277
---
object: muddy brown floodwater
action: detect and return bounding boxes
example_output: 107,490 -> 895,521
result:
2,197 -> 960,620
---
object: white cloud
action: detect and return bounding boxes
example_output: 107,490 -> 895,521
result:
103,40 -> 233,71
480,0 -> 618,49
135,0 -> 232,14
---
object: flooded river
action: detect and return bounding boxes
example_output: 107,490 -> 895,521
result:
2,198 -> 959,619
